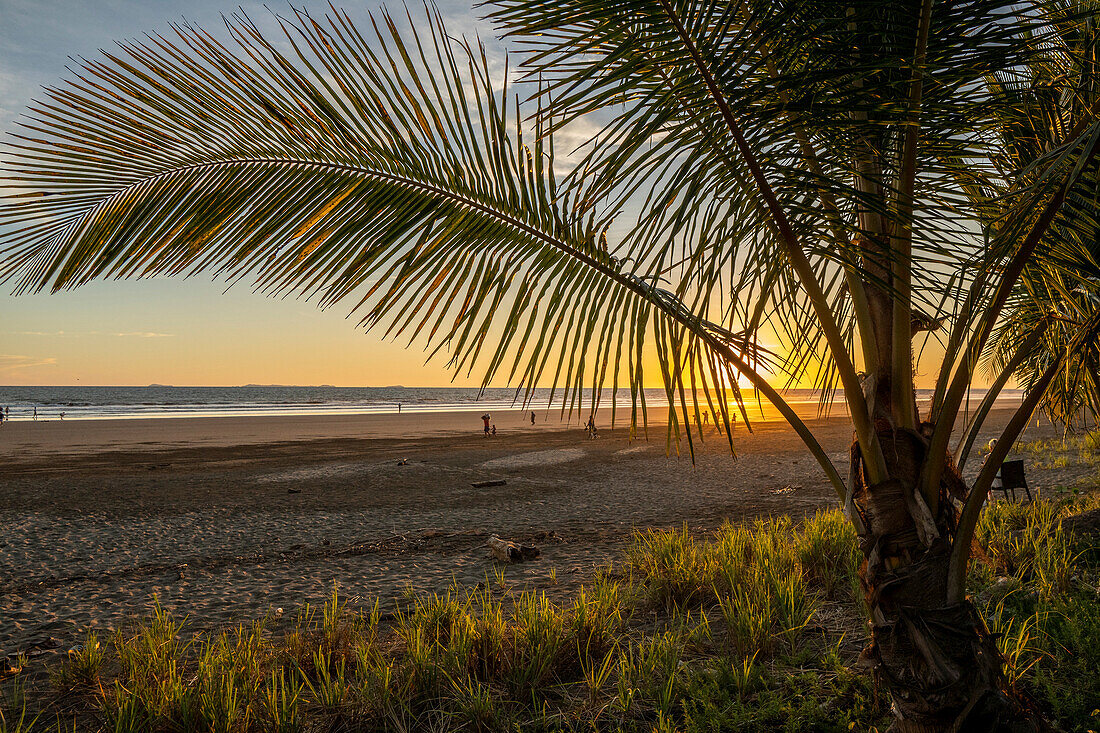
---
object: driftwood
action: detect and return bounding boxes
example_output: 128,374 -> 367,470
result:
487,535 -> 540,563
471,479 -> 507,488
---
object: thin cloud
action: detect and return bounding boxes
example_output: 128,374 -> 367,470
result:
112,331 -> 174,338
10,330 -> 174,338
0,354 -> 58,373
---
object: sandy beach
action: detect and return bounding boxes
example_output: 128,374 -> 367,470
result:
0,405 -> 1077,660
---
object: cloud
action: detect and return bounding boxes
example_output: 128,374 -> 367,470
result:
10,330 -> 174,338
0,354 -> 58,373
112,332 -> 174,338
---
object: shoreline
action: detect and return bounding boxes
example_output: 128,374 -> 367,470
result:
0,394 -> 1029,463
0,407 -> 594,462
0,402 -> 847,461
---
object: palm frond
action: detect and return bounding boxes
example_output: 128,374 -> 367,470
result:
0,5 -> 790,452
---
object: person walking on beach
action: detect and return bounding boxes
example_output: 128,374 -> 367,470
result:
482,413 -> 491,436
32,406 -> 37,422
491,424 -> 497,436
59,411 -> 65,421
530,410 -> 536,426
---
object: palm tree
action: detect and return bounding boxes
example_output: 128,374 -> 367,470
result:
2,2 -> 1099,729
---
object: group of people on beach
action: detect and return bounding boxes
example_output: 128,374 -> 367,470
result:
480,410 -> 539,436
474,411 -> 601,439
696,410 -> 735,434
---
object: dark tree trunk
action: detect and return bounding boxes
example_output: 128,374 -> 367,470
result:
849,427 -> 1043,732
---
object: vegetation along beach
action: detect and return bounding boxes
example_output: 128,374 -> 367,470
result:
3,0 -> 1100,731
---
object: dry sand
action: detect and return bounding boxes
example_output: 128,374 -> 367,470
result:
0,404 -> 1075,661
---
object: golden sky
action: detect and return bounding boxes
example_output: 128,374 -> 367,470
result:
1,279 -> 459,386
1,275 -> 964,388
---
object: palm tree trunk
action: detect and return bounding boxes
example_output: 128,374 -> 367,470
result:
850,427 -> 1040,731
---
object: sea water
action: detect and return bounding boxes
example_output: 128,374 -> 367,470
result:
0,386 -> 1021,422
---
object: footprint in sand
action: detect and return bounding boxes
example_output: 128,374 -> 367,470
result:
480,448 -> 586,470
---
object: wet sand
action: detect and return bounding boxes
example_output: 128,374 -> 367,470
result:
0,405 -> 1073,660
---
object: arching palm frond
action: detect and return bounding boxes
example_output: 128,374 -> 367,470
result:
0,6 -> 790,451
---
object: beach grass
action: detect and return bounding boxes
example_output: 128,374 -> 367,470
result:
1017,429 -> 1100,476
2,496 -> 1099,732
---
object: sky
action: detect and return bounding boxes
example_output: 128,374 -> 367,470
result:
0,0 -> 523,387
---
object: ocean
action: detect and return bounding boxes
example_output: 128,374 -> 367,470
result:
0,386 -> 1021,422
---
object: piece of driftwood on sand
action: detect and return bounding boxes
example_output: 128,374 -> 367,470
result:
487,535 -> 540,563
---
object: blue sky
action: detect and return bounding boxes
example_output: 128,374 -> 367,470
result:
0,0 -> 517,386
